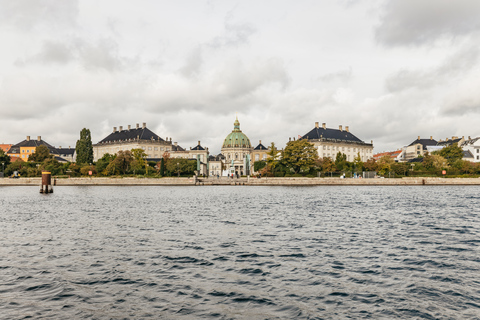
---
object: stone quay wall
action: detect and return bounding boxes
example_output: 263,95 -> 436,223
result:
1,176 -> 480,186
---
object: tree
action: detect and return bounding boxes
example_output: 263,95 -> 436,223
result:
364,158 -> 377,172
254,161 -> 267,172
75,128 -> 94,165
353,152 -> 364,172
0,149 -> 11,169
96,153 -> 116,175
282,139 -> 318,174
266,142 -> 279,174
131,148 -> 147,174
114,150 -> 133,174
376,155 -> 394,176
165,158 -> 196,176
335,152 -> 347,172
316,157 -> 335,173
435,144 -> 463,166
29,145 -> 52,162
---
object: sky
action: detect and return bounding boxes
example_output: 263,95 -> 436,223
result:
1,0 -> 480,154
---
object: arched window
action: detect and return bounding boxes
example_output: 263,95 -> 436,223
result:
235,153 -> 238,159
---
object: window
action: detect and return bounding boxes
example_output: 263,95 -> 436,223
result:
348,148 -> 350,152
478,156 -> 479,160
255,154 -> 259,161
477,149 -> 479,153
22,150 -> 25,153
160,147 -> 164,151
323,146 -> 326,150
342,147 -> 344,151
148,147 -> 152,150
154,147 -> 158,151
263,154 -> 267,160
353,148 -> 356,152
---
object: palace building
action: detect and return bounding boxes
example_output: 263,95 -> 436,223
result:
220,117 -> 253,176
302,122 -> 374,162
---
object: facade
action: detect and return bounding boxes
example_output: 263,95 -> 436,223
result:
461,137 -> 480,162
402,136 -> 438,161
93,123 -> 173,161
301,122 -> 374,162
208,154 -> 225,177
8,136 -> 57,161
221,117 -> 254,176
252,140 -> 269,163
93,123 -> 209,174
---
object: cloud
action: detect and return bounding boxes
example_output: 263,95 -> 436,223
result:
179,46 -> 203,78
385,45 -> 479,92
317,67 -> 352,84
208,14 -> 256,48
0,0 -> 79,31
375,0 -> 480,46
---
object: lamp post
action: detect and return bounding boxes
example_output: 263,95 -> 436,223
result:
177,162 -> 180,177
2,162 -> 4,178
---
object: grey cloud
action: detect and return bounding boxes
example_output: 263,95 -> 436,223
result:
0,0 -> 79,31
74,38 -> 122,72
179,46 -> 203,78
375,0 -> 480,46
386,45 -> 479,92
317,67 -> 352,84
208,17 -> 256,48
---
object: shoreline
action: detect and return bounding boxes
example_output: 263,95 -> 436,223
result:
1,176 -> 480,186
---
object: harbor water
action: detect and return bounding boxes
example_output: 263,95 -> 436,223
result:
1,186 -> 479,319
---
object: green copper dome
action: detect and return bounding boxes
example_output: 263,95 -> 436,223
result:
222,117 -> 252,148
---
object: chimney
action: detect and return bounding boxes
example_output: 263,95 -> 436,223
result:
136,123 -> 139,129
37,136 -> 41,141
259,140 -> 262,144
119,126 -> 123,131
128,125 -> 131,131
418,136 -> 420,140
315,122 -> 319,128
174,142 -> 177,146
190,147 -> 192,150
339,125 -> 343,131
322,123 -> 326,129
345,126 -> 349,132
469,136 -> 471,140
26,136 -> 30,141
142,122 -> 146,129
198,141 -> 201,146
371,140 -> 373,144
170,137 -> 172,142
59,146 -> 62,149
113,127 -> 117,132
293,137 -> 296,141
430,136 -> 432,140
289,137 -> 291,142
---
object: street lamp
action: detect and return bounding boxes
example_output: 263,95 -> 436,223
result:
1,162 -> 4,178
177,162 -> 180,177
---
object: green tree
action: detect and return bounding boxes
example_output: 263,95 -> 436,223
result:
166,158 -> 196,176
282,139 -> 318,174
353,152 -> 364,172
41,158 -> 62,175
254,160 -> 266,172
75,128 -> 94,165
364,158 -> 377,172
376,155 -> 394,176
0,149 -> 11,170
435,144 -> 463,166
316,157 -> 335,173
131,148 -> 147,174
159,158 -> 165,176
335,152 -> 347,172
29,145 -> 52,162
96,153 -> 116,175
113,150 -> 133,174
266,142 -> 279,173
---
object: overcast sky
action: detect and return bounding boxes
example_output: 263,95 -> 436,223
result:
1,0 -> 480,154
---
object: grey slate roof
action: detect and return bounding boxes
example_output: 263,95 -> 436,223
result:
302,127 -> 368,144
254,143 -> 268,150
98,127 -> 164,143
408,138 -> 438,149
9,139 -> 55,154
437,138 -> 461,146
463,150 -> 474,159
191,144 -> 205,151
56,148 -> 75,156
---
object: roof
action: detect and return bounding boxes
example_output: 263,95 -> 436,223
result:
461,137 -> 480,147
191,144 -> 205,151
463,150 -> 474,159
0,144 -> 12,153
55,148 -> 75,156
373,150 -> 402,160
408,138 -> 438,149
171,144 -> 185,152
9,138 -> 55,154
222,117 -> 252,149
408,157 -> 424,163
98,127 -> 164,144
254,143 -> 268,150
301,126 -> 368,144
437,138 -> 461,146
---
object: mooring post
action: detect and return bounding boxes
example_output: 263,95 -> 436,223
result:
40,171 -> 53,193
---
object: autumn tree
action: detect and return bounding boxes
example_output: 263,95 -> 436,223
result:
282,139 -> 318,174
435,144 -> 463,166
0,148 -> 11,168
29,145 -> 52,162
131,148 -> 147,174
75,128 -> 94,165
376,155 -> 394,176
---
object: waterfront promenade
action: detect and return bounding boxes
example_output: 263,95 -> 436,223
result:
2,176 -> 480,186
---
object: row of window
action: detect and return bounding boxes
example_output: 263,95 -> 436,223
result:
321,145 -> 371,153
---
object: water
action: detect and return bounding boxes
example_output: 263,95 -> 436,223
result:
1,186 -> 480,319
